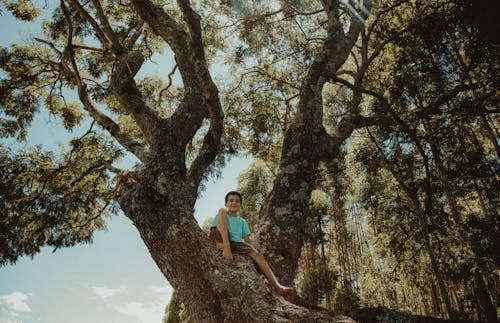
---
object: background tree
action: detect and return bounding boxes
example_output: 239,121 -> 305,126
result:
164,291 -> 193,323
340,0 -> 498,320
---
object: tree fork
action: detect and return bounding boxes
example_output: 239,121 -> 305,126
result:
119,164 -> 339,322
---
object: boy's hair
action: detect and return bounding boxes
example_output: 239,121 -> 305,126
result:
225,191 -> 243,204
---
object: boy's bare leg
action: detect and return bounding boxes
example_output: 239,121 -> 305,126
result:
248,251 -> 294,295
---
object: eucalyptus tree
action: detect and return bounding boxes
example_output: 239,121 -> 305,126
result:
164,291 -> 192,323
0,0 -> 380,321
346,0 -> 499,320
296,188 -> 338,308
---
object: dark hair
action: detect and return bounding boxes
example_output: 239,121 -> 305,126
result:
225,191 -> 242,204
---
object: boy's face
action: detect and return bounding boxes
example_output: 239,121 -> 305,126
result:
225,194 -> 241,213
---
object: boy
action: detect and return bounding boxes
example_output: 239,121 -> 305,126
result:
210,191 -> 294,296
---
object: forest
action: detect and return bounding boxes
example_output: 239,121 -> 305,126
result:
1,0 -> 498,322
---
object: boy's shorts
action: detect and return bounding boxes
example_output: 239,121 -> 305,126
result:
209,227 -> 257,254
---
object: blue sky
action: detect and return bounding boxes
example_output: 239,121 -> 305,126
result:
0,3 -> 253,322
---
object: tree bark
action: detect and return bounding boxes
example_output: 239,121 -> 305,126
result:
473,272 -> 498,322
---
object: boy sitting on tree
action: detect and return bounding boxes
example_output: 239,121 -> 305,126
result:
210,191 -> 294,296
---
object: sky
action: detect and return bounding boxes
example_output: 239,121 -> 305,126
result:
0,3 -> 253,323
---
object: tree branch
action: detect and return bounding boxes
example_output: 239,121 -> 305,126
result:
322,1 -> 374,81
156,64 -> 178,106
66,0 -> 159,147
366,0 -> 411,39
109,50 -> 161,144
129,0 -> 210,153
91,0 -> 124,54
67,0 -> 113,50
415,83 -> 478,118
78,83 -> 150,162
343,1 -> 373,50
131,0 -> 224,186
332,76 -> 388,103
182,0 -> 224,186
176,0 -> 202,41
186,122 -> 221,188
34,38 -> 149,162
131,0 -> 188,47
206,7 -> 324,31
319,113 -> 380,162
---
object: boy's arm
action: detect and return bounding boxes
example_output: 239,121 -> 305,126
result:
243,235 -> 252,244
217,208 -> 233,260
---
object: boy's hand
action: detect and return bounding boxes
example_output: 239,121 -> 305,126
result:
218,208 -> 227,216
222,246 -> 233,260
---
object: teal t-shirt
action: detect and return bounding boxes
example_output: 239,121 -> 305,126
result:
211,214 -> 251,243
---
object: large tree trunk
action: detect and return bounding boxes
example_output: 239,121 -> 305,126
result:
254,114 -> 325,286
114,2 -> 374,315
119,159 -> 339,322
253,1 -> 372,284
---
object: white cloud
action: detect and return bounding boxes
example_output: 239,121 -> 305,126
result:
113,301 -> 165,323
91,285 -> 126,300
1,291 -> 32,314
0,291 -> 32,323
87,283 -> 173,322
150,285 -> 174,300
109,284 -> 173,323
0,319 -> 21,323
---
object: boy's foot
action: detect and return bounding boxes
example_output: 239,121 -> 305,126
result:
276,286 -> 294,296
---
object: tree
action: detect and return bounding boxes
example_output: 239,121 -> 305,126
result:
164,291 -> 193,323
0,0 -> 374,321
2,0 -> 497,321
345,0 -> 499,319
